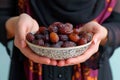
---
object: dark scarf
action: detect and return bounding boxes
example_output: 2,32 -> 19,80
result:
30,0 -> 105,26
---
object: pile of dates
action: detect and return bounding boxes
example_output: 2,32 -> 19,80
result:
26,22 -> 93,48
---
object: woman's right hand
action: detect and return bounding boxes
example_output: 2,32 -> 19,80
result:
13,13 -> 57,65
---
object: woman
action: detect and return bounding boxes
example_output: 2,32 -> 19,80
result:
0,0 -> 120,80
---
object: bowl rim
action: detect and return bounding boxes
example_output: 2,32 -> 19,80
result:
26,40 -> 92,50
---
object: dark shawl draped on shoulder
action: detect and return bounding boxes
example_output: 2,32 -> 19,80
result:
29,0 -> 105,26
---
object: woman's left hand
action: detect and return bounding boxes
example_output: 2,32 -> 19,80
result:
56,21 -> 108,67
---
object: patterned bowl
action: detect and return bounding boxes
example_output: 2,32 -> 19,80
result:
26,40 -> 92,60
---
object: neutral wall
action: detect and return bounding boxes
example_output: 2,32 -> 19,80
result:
0,42 -> 120,80
0,43 -> 10,80
110,47 -> 120,80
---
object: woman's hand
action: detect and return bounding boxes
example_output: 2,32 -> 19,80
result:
57,21 -> 108,67
12,13 -> 57,65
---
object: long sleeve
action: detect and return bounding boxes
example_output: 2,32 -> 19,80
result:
101,11 -> 120,60
103,0 -> 120,48
0,16 -> 8,46
97,2 -> 120,79
96,10 -> 120,80
0,0 -> 18,54
103,11 -> 120,48
83,1 -> 120,70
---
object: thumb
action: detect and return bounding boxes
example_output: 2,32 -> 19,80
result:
92,32 -> 101,45
14,13 -> 34,48
14,25 -> 27,48
14,20 -> 39,48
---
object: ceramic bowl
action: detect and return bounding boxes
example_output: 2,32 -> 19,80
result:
26,40 -> 92,60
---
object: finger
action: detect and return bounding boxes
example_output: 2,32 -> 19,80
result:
49,59 -> 57,66
19,46 -> 51,64
14,22 -> 32,49
79,21 -> 100,33
15,23 -> 29,48
15,14 -> 35,48
57,60 -> 66,67
31,19 -> 39,33
66,40 -> 100,64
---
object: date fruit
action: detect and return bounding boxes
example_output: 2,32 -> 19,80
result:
26,22 -> 93,47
